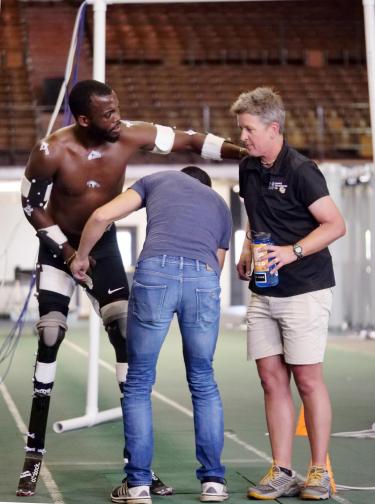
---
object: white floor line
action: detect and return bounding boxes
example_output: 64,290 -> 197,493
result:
64,340 -> 353,504
47,461 -> 119,466
64,340 -> 195,417
0,383 -> 65,504
221,459 -> 264,464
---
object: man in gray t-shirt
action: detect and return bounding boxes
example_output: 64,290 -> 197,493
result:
71,167 -> 232,504
131,169 -> 232,277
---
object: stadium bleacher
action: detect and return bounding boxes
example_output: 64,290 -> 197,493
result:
0,0 -> 369,164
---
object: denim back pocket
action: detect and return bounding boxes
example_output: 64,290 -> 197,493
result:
131,280 -> 167,322
196,287 -> 221,323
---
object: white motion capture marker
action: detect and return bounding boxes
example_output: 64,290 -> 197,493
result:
24,204 -> 33,217
39,225 -> 68,246
87,150 -> 102,160
151,124 -> 175,155
185,129 -> 197,136
86,180 -> 101,188
40,141 -> 50,156
201,133 -> 225,161
39,265 -> 75,298
35,361 -> 57,384
122,120 -> 134,128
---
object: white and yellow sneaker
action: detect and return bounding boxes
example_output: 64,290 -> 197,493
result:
300,466 -> 331,500
247,464 -> 300,500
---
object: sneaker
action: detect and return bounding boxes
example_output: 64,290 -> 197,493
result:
300,466 -> 331,500
16,452 -> 43,496
150,472 -> 174,495
200,481 -> 229,502
247,464 -> 300,500
111,480 -> 151,504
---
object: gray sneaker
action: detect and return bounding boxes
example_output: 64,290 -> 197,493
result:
200,481 -> 229,502
300,466 -> 331,500
111,480 -> 152,504
247,464 -> 300,500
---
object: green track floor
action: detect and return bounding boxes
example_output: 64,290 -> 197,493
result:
0,320 -> 374,504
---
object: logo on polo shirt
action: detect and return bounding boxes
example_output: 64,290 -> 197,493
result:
268,178 -> 288,194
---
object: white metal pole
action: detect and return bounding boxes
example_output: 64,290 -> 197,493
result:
86,306 -> 100,416
363,0 -> 375,165
93,0 -> 107,82
322,163 -> 345,330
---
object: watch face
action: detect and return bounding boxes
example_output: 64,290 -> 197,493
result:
294,244 -> 303,257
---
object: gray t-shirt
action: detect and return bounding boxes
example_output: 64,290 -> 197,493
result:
130,171 -> 232,277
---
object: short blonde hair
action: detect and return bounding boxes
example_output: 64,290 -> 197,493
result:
230,87 -> 285,134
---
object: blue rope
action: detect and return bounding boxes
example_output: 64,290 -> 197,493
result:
63,1 -> 88,127
0,273 -> 37,384
0,3 -> 88,383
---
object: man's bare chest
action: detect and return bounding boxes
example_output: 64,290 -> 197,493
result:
55,156 -> 126,197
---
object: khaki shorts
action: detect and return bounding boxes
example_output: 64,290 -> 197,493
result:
246,289 -> 333,364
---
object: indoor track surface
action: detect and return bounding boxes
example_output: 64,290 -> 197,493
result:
1,317 -> 374,504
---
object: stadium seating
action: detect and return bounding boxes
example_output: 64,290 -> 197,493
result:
0,0 -> 370,164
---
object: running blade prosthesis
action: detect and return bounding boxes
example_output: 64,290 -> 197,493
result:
16,452 -> 43,496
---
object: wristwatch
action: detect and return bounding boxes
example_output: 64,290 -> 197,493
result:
293,243 -> 303,260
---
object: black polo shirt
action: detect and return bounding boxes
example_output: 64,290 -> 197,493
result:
239,141 -> 335,297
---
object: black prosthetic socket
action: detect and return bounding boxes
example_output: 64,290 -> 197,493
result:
106,319 -> 128,363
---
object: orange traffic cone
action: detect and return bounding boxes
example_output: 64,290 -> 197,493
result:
295,405 -> 307,436
295,405 -> 336,493
326,454 -> 336,493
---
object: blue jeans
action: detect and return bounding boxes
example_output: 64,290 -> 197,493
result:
123,255 -> 225,486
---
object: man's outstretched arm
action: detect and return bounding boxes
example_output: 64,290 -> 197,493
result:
122,121 -> 247,161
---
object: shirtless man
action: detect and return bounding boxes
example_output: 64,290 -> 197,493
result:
17,79 -> 245,498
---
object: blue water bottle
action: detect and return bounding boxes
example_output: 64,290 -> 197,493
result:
252,232 -> 279,288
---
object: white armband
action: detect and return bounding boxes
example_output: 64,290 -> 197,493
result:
151,125 -> 175,155
201,133 -> 225,161
40,225 -> 68,246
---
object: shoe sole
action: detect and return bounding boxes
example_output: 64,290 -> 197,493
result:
300,491 -> 330,500
200,495 -> 229,502
150,487 -> 174,496
248,487 -> 300,500
111,497 -> 151,504
16,489 -> 35,497
247,492 -> 278,500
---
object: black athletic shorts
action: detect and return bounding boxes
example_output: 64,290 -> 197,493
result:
37,224 -> 129,316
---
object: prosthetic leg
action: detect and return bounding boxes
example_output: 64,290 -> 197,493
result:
16,312 -> 67,496
101,300 -> 174,496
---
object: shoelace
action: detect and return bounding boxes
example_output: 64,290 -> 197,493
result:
260,465 -> 279,485
305,467 -> 326,487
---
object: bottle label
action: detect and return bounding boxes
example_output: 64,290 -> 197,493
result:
252,240 -> 279,287
253,243 -> 269,272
